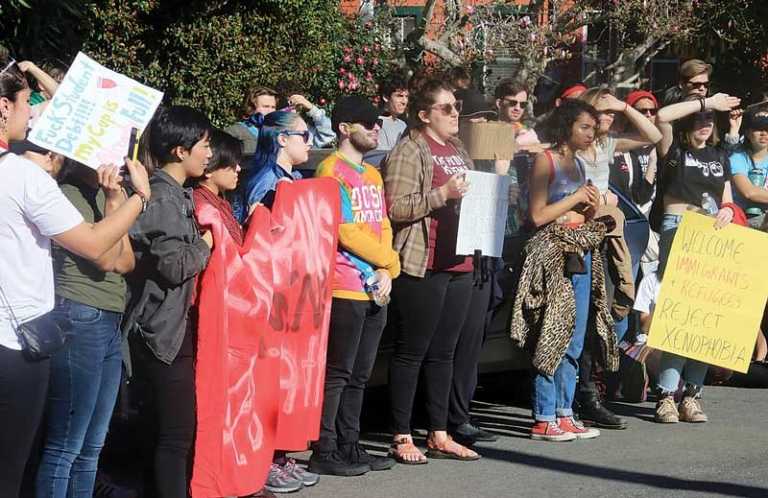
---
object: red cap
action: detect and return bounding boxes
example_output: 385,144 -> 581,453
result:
559,84 -> 587,100
626,90 -> 658,109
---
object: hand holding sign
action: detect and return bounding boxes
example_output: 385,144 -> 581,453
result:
647,212 -> 768,373
29,52 -> 163,170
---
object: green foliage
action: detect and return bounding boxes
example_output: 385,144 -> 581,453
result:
1,0 -> 400,126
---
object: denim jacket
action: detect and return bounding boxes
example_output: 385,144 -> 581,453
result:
123,170 -> 211,365
232,160 -> 302,222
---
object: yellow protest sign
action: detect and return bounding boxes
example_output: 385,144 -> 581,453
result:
648,212 -> 768,373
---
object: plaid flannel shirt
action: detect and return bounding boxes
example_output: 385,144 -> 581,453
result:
381,129 -> 474,278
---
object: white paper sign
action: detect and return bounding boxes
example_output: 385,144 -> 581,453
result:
29,52 -> 163,169
456,170 -> 511,258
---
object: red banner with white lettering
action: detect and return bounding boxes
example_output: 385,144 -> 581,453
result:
191,178 -> 339,498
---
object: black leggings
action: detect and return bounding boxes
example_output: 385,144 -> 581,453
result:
389,271 -> 474,434
448,281 -> 492,429
131,330 -> 196,498
0,346 -> 50,497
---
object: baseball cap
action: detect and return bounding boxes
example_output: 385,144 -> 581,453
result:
331,95 -> 381,134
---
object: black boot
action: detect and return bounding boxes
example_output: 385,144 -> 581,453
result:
578,393 -> 628,429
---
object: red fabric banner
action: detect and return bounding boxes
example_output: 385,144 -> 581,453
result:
191,178 -> 340,498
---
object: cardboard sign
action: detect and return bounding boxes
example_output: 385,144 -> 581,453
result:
458,121 -> 516,160
29,52 -> 163,169
456,170 -> 510,258
647,212 -> 768,373
191,178 -> 339,498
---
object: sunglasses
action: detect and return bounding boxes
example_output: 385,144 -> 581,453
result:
281,130 -> 311,143
430,101 -> 463,115
501,98 -> 526,109
348,118 -> 384,131
686,81 -> 710,90
635,107 -> 658,116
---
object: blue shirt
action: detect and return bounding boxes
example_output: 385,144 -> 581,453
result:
729,150 -> 768,212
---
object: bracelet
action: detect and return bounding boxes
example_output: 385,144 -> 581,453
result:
132,191 -> 148,212
699,97 -> 706,113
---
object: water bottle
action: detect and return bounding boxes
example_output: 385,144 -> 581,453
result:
365,274 -> 391,307
701,192 -> 718,215
747,167 -> 766,216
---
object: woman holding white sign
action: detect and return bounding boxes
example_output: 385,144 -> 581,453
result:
651,91 -> 741,424
0,57 -> 151,498
382,79 -> 482,464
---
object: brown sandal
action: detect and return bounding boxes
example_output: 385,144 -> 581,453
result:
389,436 -> 428,465
426,436 -> 481,461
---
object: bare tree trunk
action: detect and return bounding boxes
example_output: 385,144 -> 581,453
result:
416,0 -> 466,67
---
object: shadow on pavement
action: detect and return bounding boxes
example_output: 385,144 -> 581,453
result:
478,446 -> 768,498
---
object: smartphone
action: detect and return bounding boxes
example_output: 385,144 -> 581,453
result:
127,127 -> 139,162
122,127 -> 140,190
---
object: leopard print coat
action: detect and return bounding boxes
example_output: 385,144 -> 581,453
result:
510,221 -> 620,377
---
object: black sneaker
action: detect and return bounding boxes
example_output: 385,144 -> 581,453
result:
93,472 -> 138,498
308,451 -> 370,477
342,442 -> 396,471
451,423 -> 498,444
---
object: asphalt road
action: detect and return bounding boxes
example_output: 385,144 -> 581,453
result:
291,384 -> 768,498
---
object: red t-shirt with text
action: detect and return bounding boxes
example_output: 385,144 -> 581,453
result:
425,133 -> 473,272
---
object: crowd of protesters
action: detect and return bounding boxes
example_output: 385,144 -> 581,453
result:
1,47 -> 768,498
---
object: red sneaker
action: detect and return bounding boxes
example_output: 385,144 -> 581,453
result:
557,416 -> 600,440
530,421 -> 577,442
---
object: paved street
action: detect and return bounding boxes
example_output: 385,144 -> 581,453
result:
294,384 -> 768,498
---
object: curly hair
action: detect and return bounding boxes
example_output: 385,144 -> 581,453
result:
544,99 -> 599,147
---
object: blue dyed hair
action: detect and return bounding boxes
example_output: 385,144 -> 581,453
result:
250,111 -> 303,174
231,111 -> 303,222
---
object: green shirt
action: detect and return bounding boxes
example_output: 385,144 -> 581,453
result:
54,181 -> 127,313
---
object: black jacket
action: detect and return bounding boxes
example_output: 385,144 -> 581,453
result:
123,170 -> 210,365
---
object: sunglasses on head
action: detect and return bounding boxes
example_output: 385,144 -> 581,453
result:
281,130 -> 311,143
501,98 -> 526,109
430,101 -> 463,115
686,81 -> 710,90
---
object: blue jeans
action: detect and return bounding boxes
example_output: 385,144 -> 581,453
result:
36,297 -> 123,498
655,214 -> 709,393
532,252 -> 592,422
